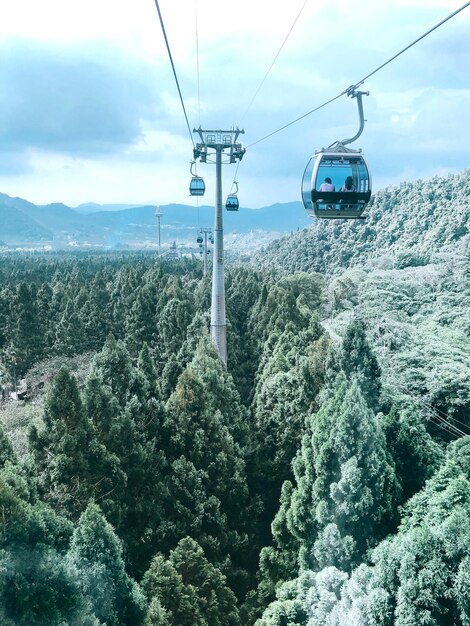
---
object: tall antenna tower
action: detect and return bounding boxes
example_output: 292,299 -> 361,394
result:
155,205 -> 163,256
193,127 -> 245,365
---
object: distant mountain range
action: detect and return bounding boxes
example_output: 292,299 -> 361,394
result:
0,192 -> 310,249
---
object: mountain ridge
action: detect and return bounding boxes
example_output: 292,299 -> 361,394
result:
0,193 -> 310,247
255,169 -> 470,274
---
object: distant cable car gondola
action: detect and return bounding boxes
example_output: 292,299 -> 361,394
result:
302,90 -> 372,220
189,161 -> 205,197
226,181 -> 239,211
196,232 -> 203,244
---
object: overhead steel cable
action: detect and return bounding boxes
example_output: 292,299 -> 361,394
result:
247,92 -> 345,148
153,0 -> 195,149
247,1 -> 470,148
389,380 -> 469,439
195,0 -> 201,126
231,0 -> 309,192
349,1 -> 470,91
390,365 -> 470,432
241,0 -> 310,123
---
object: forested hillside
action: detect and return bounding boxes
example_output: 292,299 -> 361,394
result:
0,164 -> 469,626
257,169 -> 470,274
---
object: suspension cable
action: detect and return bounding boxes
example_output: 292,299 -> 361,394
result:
246,92 -> 345,148
153,0 -> 195,148
230,0 -> 309,191
241,0 -> 310,123
195,0 -> 201,126
388,380 -> 469,438
349,1 -> 470,91
246,1 -> 470,148
390,365 -> 470,432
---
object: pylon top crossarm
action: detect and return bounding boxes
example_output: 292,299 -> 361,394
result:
193,127 -> 245,155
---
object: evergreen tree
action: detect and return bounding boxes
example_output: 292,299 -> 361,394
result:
9,282 -> 44,375
0,287 -> 11,350
341,319 -> 382,411
305,437 -> 470,625
67,503 -> 147,626
36,282 -> 54,353
79,274 -> 112,351
225,267 -> 263,402
142,537 -> 239,626
251,324 -> 324,541
156,295 -> 195,364
257,379 -> 398,617
29,367 -> 125,521
53,300 -> 86,357
91,334 -> 134,408
251,481 -> 301,618
164,350 -> 255,595
0,423 -> 15,468
144,598 -> 170,626
383,403 -> 444,506
0,462 -> 96,626
188,337 -> 249,447
125,282 -> 159,355
85,341 -> 168,577
161,351 -> 183,400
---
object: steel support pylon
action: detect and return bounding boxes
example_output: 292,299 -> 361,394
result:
192,127 -> 245,366
211,147 -> 226,364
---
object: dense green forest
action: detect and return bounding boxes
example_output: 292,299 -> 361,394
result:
0,170 -> 469,625
257,169 -> 470,274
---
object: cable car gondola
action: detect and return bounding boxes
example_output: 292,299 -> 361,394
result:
226,181 -> 239,211
301,90 -> 372,220
196,233 -> 203,244
189,161 -> 205,197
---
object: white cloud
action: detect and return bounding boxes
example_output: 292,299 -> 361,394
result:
0,0 -> 469,208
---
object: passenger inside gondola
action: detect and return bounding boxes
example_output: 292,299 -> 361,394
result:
340,175 -> 355,192
319,177 -> 335,192
318,177 -> 335,209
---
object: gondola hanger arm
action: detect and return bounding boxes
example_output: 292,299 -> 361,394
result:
340,89 -> 369,146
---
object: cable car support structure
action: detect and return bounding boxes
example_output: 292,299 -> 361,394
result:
193,127 -> 246,365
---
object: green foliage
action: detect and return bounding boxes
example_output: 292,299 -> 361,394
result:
142,537 -> 239,626
67,503 -> 147,626
29,367 -> 125,521
0,234 -> 467,626
7,282 -> 45,375
307,437 -> 470,625
0,423 -> 15,467
247,276 -> 325,552
164,343 -> 255,595
255,169 -> 470,275
383,404 -> 444,506
341,318 -> 382,411
85,341 -> 169,577
0,463 -> 95,626
254,381 -> 398,624
296,381 -> 397,569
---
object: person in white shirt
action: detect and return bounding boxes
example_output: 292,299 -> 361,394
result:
318,177 -> 335,209
318,177 -> 335,192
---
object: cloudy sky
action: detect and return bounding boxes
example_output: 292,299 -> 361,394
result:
0,0 -> 469,208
